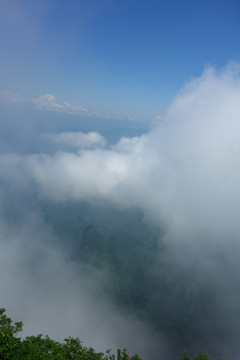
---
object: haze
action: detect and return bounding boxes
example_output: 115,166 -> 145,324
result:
1,1 -> 240,359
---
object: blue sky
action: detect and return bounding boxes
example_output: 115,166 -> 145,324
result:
1,0 -> 240,119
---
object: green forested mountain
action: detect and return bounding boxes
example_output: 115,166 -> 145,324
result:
37,201 -> 226,359
0,196 -> 230,359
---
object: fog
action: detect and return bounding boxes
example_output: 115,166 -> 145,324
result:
1,62 -> 240,358
25,63 -> 240,234
0,213 -> 168,359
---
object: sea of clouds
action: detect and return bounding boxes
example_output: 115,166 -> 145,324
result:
1,62 -> 240,359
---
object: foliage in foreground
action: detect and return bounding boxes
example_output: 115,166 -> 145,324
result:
0,308 -> 140,360
0,308 -> 223,360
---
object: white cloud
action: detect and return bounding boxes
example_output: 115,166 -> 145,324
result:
47,131 -> 107,149
2,62 -> 240,358
112,136 -> 144,152
2,63 -> 240,264
32,94 -> 88,114
24,62 -> 240,241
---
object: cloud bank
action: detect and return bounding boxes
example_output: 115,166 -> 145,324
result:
47,131 -> 107,149
25,63 -> 240,358
33,94 -> 88,114
2,62 -> 240,359
25,63 -> 240,241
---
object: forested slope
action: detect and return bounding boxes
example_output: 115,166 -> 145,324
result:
37,201 -> 227,359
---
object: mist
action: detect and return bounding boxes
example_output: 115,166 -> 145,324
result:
1,62 -> 240,359
0,204 -> 169,359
